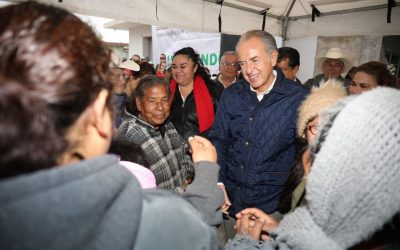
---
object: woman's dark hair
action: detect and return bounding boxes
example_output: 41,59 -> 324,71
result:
0,1 -> 113,178
277,138 -> 308,214
353,61 -> 399,89
109,140 -> 149,168
345,66 -> 357,81
126,75 -> 170,115
172,47 -> 211,83
131,62 -> 156,80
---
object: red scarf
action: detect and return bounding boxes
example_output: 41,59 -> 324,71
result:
170,75 -> 214,133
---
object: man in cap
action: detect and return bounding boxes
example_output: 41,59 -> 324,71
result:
304,48 -> 352,89
110,56 -> 140,129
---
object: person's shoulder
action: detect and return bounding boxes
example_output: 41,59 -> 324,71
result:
303,74 -> 324,89
135,189 -> 219,249
117,115 -> 140,133
282,78 -> 309,96
224,79 -> 247,94
206,77 -> 224,97
164,121 -> 181,135
117,118 -> 150,143
212,74 -> 222,85
141,189 -> 210,227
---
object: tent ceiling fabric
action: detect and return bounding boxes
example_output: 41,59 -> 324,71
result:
5,0 -> 400,39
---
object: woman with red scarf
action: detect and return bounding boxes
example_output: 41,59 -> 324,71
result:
156,61 -> 166,78
170,47 -> 224,141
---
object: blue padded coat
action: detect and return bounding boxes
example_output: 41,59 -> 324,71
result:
209,70 -> 308,216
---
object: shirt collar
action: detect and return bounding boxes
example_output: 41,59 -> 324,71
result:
250,70 -> 277,101
218,74 -> 237,88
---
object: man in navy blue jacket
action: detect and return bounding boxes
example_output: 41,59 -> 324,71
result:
209,30 -> 308,239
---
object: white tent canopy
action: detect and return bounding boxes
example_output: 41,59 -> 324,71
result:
4,0 -> 400,40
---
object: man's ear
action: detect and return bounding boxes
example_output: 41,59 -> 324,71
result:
294,65 -> 300,74
92,89 -> 110,138
271,50 -> 278,67
136,97 -> 142,113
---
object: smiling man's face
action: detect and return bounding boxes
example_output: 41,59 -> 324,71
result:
237,37 -> 277,94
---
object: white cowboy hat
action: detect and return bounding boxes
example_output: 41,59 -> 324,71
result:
118,60 -> 140,72
316,48 -> 353,74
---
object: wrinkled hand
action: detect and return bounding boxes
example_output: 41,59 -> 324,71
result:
188,136 -> 217,163
218,184 -> 232,215
235,208 -> 279,240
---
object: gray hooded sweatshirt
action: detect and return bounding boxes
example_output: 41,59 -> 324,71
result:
0,155 -> 221,250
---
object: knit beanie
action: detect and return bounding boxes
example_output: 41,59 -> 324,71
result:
297,79 -> 347,137
272,87 -> 400,249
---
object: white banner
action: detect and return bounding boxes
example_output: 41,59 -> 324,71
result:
152,26 -> 221,76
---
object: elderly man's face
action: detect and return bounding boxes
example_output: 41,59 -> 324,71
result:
219,54 -> 239,80
136,83 -> 171,128
237,37 -> 278,94
322,59 -> 344,79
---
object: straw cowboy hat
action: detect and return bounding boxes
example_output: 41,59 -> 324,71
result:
110,52 -> 140,72
118,60 -> 140,72
316,48 -> 353,73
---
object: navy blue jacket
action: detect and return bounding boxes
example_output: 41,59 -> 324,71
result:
209,70 -> 308,216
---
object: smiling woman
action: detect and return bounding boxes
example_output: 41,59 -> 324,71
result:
170,47 -> 224,141
349,61 -> 400,95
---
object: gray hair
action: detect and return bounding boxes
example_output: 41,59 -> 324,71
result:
220,51 -> 237,63
134,75 -> 170,101
236,30 -> 277,56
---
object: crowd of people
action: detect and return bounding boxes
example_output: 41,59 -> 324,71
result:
1,2 -> 400,250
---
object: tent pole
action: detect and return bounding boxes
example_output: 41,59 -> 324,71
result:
281,0 -> 297,46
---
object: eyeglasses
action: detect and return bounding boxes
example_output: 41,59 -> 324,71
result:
307,124 -> 318,135
221,62 -> 238,67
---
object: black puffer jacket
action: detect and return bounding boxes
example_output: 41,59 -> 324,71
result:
170,77 -> 224,142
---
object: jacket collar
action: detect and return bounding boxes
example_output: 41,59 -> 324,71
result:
270,68 -> 292,95
239,68 -> 294,95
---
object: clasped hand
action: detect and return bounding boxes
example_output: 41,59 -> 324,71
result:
235,208 -> 279,241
